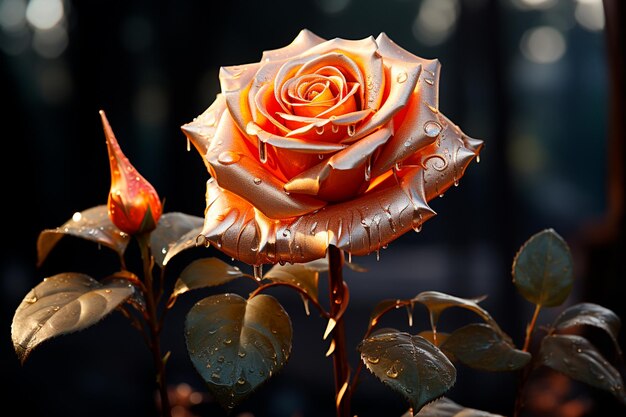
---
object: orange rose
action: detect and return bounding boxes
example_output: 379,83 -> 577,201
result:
182,30 -> 483,265
101,110 -> 163,235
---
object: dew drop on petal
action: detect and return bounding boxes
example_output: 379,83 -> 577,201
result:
253,177 -> 262,185
347,124 -> 356,137
424,121 -> 442,138
218,151 -> 241,165
315,125 -> 324,135
258,140 -> 267,163
396,71 -> 408,83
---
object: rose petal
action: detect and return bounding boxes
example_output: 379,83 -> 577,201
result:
398,114 -> 482,195
342,58 -> 421,144
221,62 -> 262,137
204,112 -> 326,219
369,76 -> 440,177
284,126 -> 393,201
253,81 -> 290,134
245,122 -> 346,153
261,29 -> 326,62
198,167 -> 437,265
181,94 -> 228,157
304,37 -> 384,112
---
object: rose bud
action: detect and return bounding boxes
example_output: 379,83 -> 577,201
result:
100,110 -> 162,235
182,30 -> 483,265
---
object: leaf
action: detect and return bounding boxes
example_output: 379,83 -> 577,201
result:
512,228 -> 574,307
440,323 -> 531,372
407,396 -> 505,416
172,258 -> 244,297
37,205 -> 130,267
369,299 -> 405,327
149,212 -> 204,267
12,273 -> 135,363
552,302 -> 622,355
539,334 -> 626,404
413,291 -> 504,337
185,293 -> 292,411
263,262 -> 321,304
358,331 -> 456,414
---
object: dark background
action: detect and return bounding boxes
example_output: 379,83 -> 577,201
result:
1,0 -> 624,416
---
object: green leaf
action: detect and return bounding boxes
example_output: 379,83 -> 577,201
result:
413,291 -> 504,338
406,396 -> 505,416
37,205 -> 130,267
512,228 -> 573,307
440,323 -> 531,372
12,273 -> 135,363
552,302 -> 622,356
539,334 -> 626,404
263,262 -> 321,304
358,331 -> 456,414
149,212 -> 204,267
185,293 -> 292,411
172,258 -> 244,297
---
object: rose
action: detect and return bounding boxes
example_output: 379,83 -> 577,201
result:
182,29 -> 483,266
101,110 -> 162,235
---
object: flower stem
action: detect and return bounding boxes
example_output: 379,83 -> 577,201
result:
513,303 -> 542,417
137,234 -> 172,417
327,245 -> 351,417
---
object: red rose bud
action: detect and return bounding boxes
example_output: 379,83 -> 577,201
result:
100,110 -> 162,235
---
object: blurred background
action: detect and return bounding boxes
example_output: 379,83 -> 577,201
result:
1,0 -> 624,416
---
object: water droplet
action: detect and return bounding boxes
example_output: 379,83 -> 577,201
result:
253,264 -> 263,281
253,177 -> 262,185
25,296 -> 38,304
104,289 -> 112,294
331,124 -> 339,133
396,71 -> 408,83
237,377 -> 246,385
258,140 -> 267,163
347,124 -> 356,137
310,221 -> 318,235
211,373 -> 221,380
161,247 -> 167,254
348,252 -> 352,263
454,178 -> 459,187
476,154 -> 481,163
217,356 -> 225,363
424,78 -> 434,86
364,158 -> 372,182
315,125 -> 324,135
186,137 -> 191,152
367,356 -> 380,364
386,365 -> 399,378
318,154 -> 325,160
218,151 -> 241,165
238,351 -> 246,358
424,121 -> 442,138
404,140 -> 411,147
282,229 -> 291,238
223,339 -> 232,345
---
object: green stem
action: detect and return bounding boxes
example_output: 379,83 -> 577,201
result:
137,234 -> 172,417
328,245 -> 351,417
